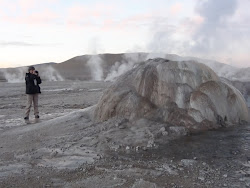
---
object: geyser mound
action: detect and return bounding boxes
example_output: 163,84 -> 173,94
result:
95,58 -> 248,132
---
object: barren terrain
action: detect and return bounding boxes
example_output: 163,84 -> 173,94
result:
0,81 -> 250,188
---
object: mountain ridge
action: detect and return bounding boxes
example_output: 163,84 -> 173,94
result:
0,53 -> 249,82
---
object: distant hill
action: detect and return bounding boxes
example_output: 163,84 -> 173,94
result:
0,53 -> 249,83
54,53 -> 250,81
53,53 -> 148,80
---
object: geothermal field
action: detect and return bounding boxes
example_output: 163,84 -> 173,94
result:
0,54 -> 250,187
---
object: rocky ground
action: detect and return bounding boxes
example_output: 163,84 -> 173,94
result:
0,81 -> 250,188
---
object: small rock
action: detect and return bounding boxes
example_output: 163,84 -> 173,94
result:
169,126 -> 188,136
180,159 -> 197,167
119,124 -> 127,129
110,145 -> 120,151
50,151 -> 58,158
147,143 -> 153,148
162,164 -> 178,175
162,131 -> 168,136
159,127 -> 165,132
198,176 -> 205,181
116,118 -> 129,127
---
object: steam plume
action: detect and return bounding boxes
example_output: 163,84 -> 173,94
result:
87,55 -> 104,81
192,0 -> 238,53
105,53 -> 147,81
1,65 -> 64,83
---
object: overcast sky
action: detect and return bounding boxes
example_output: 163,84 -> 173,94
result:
0,0 -> 249,68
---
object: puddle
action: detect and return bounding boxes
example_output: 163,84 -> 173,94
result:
110,124 -> 250,164
87,88 -> 102,92
0,163 -> 30,179
43,88 -> 73,92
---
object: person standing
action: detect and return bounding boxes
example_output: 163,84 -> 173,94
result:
24,66 -> 42,120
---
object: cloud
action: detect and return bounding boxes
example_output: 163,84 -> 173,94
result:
18,0 -> 36,12
170,3 -> 183,15
191,0 -> 238,53
190,0 -> 250,67
66,3 -> 116,28
18,0 -> 59,11
0,0 -> 60,25
196,0 -> 237,22
101,13 -> 155,31
27,9 -> 59,24
0,41 -> 61,47
147,15 -> 201,55
0,0 -> 249,67
0,41 -> 37,46
147,0 -> 250,67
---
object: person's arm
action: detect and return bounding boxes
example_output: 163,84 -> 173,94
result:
36,76 -> 42,84
34,71 -> 42,84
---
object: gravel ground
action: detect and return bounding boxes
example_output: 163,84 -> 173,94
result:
0,81 -> 110,129
0,81 -> 250,188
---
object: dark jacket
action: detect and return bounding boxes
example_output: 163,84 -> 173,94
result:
25,73 -> 42,94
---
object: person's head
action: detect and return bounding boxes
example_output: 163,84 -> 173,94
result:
28,66 -> 35,74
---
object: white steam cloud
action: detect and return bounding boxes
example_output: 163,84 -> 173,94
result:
44,66 -> 64,81
105,61 -> 134,82
146,0 -> 250,67
105,53 -> 148,82
87,55 -> 104,81
105,53 -> 183,82
2,67 -> 26,83
1,66 -> 64,83
192,0 -> 238,54
105,53 -> 250,82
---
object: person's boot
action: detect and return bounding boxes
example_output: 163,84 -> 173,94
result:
24,117 -> 29,120
35,115 -> 39,119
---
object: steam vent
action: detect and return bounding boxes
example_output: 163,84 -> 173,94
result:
95,58 -> 249,132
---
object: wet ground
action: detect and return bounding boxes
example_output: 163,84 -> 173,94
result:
0,81 -> 250,187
